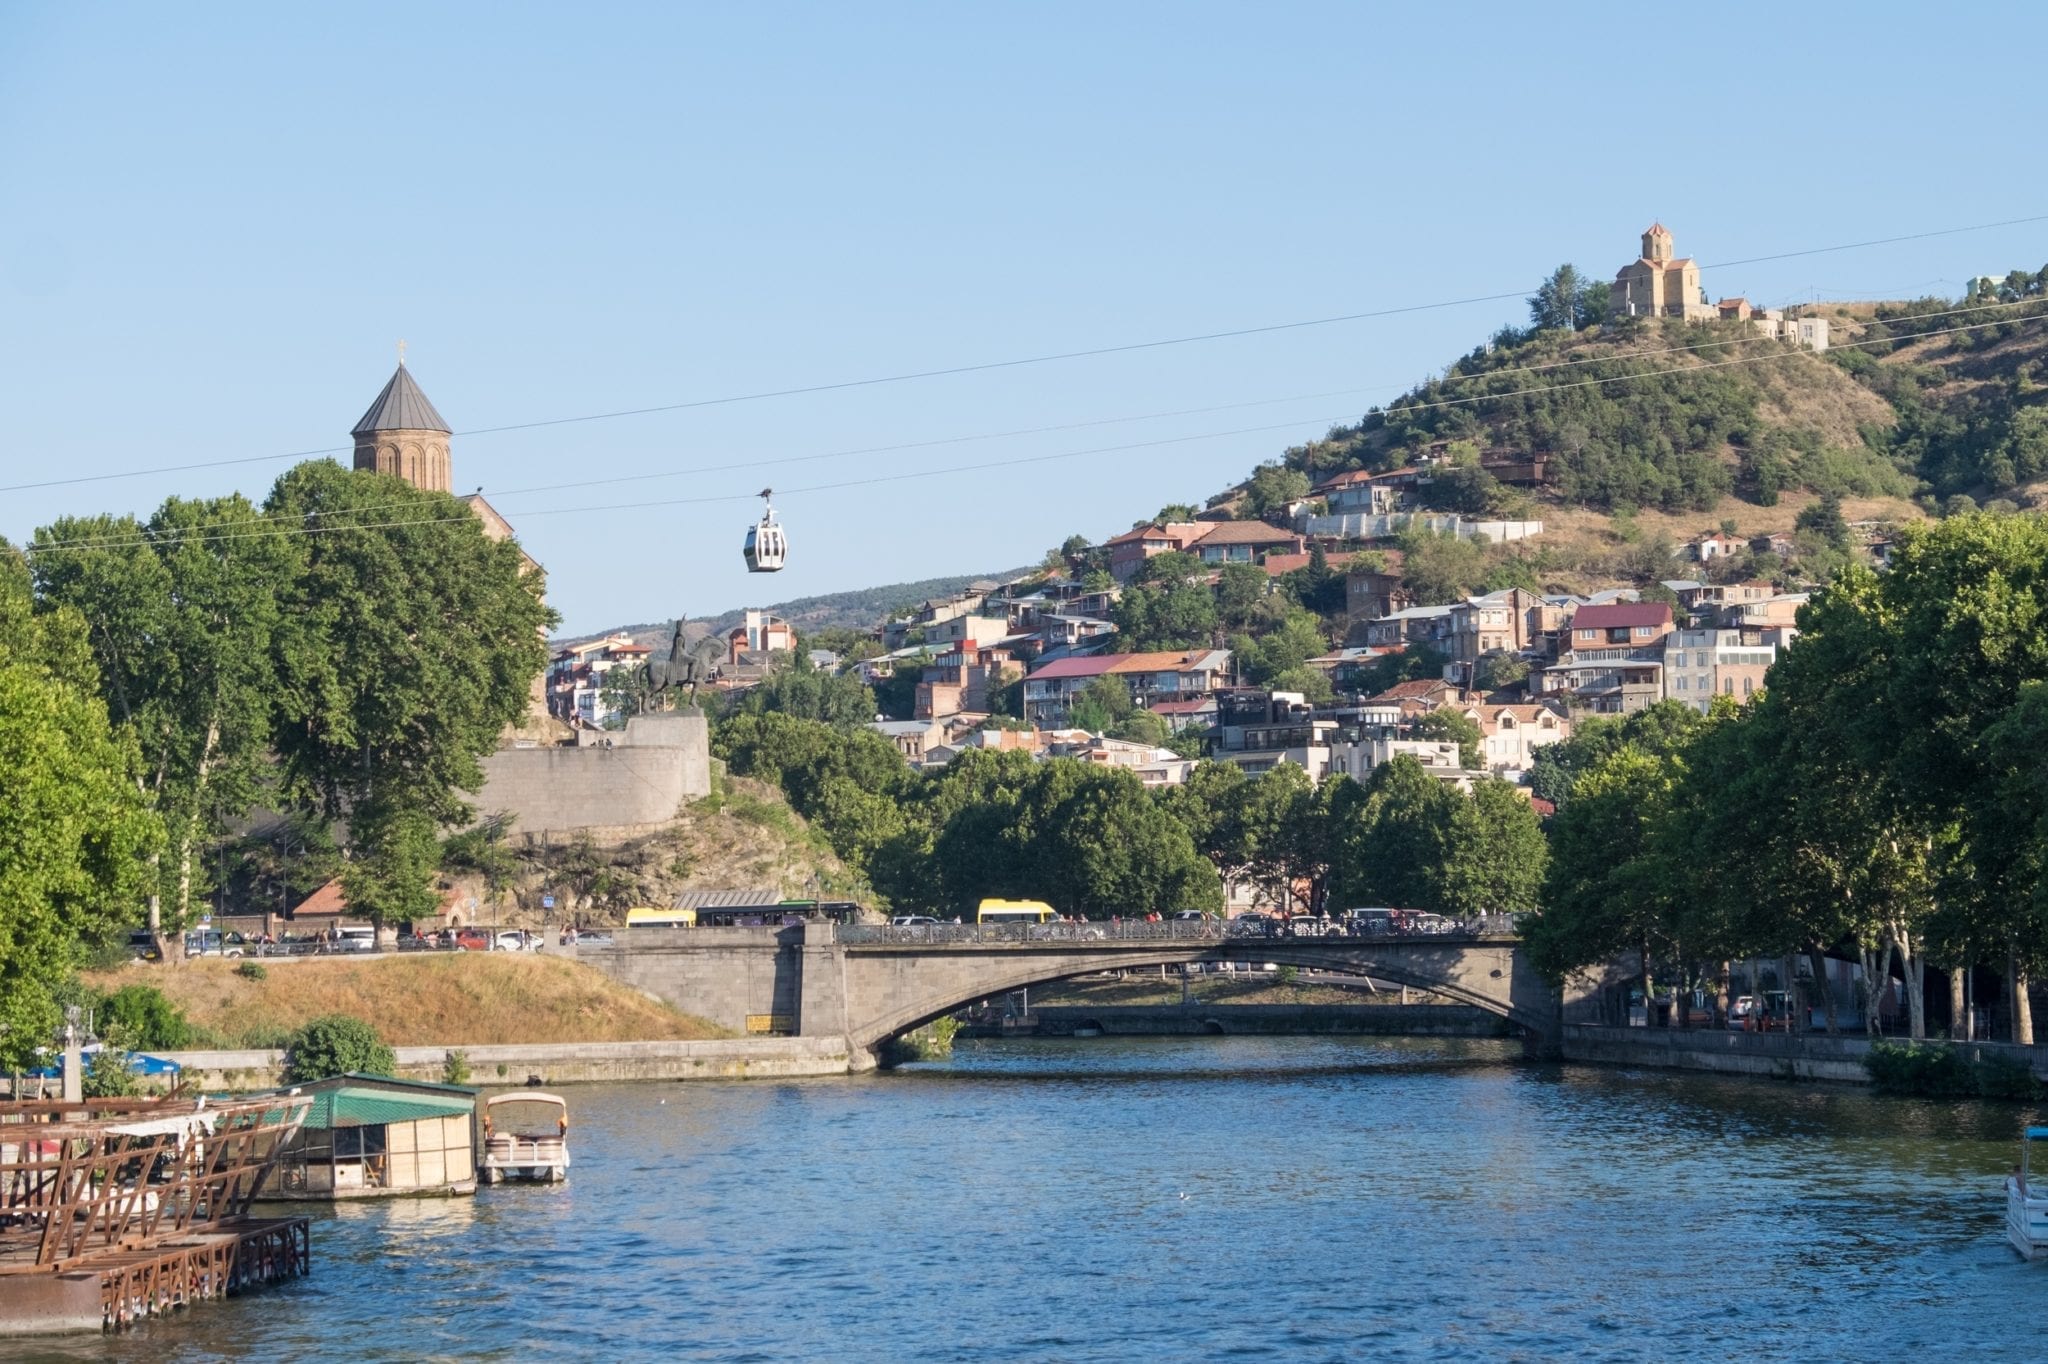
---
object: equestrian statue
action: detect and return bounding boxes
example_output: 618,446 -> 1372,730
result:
642,619 -> 723,712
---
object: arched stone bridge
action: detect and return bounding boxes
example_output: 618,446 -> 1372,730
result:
582,922 -> 1561,1070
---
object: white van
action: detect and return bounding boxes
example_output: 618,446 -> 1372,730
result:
335,925 -> 376,953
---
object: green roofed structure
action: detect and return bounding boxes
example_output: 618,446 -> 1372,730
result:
260,1073 -> 479,1200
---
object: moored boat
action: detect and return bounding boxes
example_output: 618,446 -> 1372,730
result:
479,1092 -> 571,1184
2006,1126 -> 2048,1259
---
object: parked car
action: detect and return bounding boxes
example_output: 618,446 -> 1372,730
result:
184,930 -> 244,959
1285,915 -> 1333,938
495,931 -> 537,952
889,915 -> 939,927
1343,908 -> 1396,936
454,928 -> 493,951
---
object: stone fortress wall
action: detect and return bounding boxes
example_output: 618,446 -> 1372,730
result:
475,712 -> 710,840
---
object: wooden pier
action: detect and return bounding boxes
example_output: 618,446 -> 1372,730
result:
0,1094 -> 314,1335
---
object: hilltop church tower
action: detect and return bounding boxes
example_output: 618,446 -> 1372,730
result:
351,360 -> 453,493
1613,221 -> 1714,321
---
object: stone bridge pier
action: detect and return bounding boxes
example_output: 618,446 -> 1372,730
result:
583,924 -> 1561,1071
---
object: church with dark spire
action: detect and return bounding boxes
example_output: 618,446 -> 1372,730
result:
352,359 -> 454,493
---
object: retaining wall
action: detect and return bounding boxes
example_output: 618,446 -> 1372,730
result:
159,1036 -> 863,1090
474,711 -> 710,839
966,1003 -> 1507,1038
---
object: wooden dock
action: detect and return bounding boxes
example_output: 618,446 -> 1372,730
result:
0,1216 -> 309,1334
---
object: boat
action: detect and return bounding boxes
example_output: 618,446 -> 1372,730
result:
479,1091 -> 571,1185
2006,1126 -> 2048,1259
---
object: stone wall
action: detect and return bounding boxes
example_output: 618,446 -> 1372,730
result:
1561,1023 -> 2048,1085
971,1003 -> 1507,1038
159,1035 -> 861,1089
474,711 -> 710,840
575,927 -> 802,1035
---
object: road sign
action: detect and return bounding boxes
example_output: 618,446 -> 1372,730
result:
542,895 -> 555,909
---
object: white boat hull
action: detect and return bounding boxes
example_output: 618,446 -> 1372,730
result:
481,1132 -> 569,1186
2006,1178 -> 2048,1259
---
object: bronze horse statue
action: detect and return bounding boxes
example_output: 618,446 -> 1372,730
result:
643,619 -> 723,711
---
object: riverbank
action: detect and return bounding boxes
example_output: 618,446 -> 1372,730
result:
161,1036 -> 862,1089
86,953 -> 727,1047
1558,1022 -> 2048,1086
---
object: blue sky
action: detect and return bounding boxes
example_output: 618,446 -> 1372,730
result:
3,3 -> 2042,635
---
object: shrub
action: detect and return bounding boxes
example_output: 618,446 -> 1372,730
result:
99,984 -> 192,1051
284,1014 -> 396,1083
82,1049 -> 142,1098
235,960 -> 267,981
442,1050 -> 472,1086
1864,1040 -> 2042,1100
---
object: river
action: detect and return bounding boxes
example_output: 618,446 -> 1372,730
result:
10,1036 -> 2042,1362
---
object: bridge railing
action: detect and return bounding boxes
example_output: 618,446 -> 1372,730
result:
837,915 -> 1521,947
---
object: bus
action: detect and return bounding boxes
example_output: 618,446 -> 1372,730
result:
976,898 -> 1058,925
625,907 -> 697,929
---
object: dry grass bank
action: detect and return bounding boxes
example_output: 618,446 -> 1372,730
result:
85,953 -> 728,1048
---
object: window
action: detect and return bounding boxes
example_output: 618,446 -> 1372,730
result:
1723,677 -> 1734,694
1742,677 -> 1754,696
1675,677 -> 1688,692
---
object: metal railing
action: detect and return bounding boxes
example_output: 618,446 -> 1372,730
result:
837,915 -> 1520,947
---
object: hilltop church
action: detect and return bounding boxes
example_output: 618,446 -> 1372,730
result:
1612,223 -> 1828,350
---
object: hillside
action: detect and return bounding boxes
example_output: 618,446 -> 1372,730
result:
559,567 -> 1032,650
85,954 -> 728,1048
447,776 -> 865,923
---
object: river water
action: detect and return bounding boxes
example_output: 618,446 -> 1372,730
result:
10,1036 -> 2043,1362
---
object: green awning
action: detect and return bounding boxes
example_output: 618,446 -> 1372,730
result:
302,1086 -> 475,1129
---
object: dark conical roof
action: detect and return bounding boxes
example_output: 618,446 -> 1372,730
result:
351,364 -> 450,436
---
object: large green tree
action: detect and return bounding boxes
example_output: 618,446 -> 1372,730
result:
33,495 -> 298,948
263,463 -> 556,831
0,551 -> 162,1066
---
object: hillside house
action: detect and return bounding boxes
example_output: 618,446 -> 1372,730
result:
1147,696 -> 1218,732
1476,702 -> 1571,775
1363,603 -> 1456,649
1676,580 -> 1776,624
916,641 -> 1024,721
1664,628 -> 1777,710
1326,736 -> 1463,782
1345,554 -> 1413,622
1568,601 -> 1673,650
870,719 -> 946,763
1684,531 -> 1745,563
1445,588 -> 1541,670
545,635 -> 652,728
1210,689 -> 1334,779
725,610 -> 795,670
1315,467 -> 1423,515
1105,522 -> 1210,582
1188,520 -> 1305,564
1752,531 -> 1797,557
1021,649 -> 1231,726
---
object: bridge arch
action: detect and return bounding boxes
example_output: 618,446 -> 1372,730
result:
844,941 -> 1548,1054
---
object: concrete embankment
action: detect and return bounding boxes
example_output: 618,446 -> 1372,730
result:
962,1003 -> 1507,1039
1559,1023 -> 2048,1084
162,1036 -> 863,1090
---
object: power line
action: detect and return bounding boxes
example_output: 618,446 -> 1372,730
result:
9,210 -> 2046,497
28,309 -> 2040,557
28,293 -> 2039,546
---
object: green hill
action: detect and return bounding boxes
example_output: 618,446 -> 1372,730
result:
1259,283 -> 2048,519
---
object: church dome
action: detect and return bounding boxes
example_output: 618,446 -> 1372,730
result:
351,364 -> 450,436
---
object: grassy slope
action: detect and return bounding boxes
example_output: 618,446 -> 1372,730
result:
87,954 -> 730,1048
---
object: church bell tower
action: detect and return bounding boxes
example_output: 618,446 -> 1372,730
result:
351,352 -> 453,493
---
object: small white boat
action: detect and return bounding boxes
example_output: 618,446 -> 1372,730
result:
479,1091 -> 571,1185
2006,1125 -> 2048,1259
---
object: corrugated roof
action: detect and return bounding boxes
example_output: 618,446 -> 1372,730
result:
672,888 -> 785,908
303,1086 -> 473,1129
1572,602 -> 1672,630
352,364 -> 450,436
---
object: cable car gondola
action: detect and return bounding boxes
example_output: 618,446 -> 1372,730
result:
743,488 -> 786,573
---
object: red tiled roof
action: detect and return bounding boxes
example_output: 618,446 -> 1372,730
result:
1572,602 -> 1672,630
1104,524 -> 1171,546
1261,553 -> 1313,577
1149,698 -> 1215,715
1027,654 -> 1126,681
1191,520 -> 1300,546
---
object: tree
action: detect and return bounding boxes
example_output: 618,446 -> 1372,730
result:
1473,652 -> 1530,693
340,804 -> 444,929
263,462 -> 555,831
729,662 -> 877,728
284,1014 -> 396,1082
0,552 -> 162,1068
1243,463 -> 1311,518
1794,492 -> 1851,552
1214,562 -> 1269,630
1335,756 -> 1458,911
1113,580 -> 1217,651
1411,708 -> 1482,770
1226,765 -> 1358,915
1528,264 -> 1584,332
1155,503 -> 1199,523
1435,779 -> 1548,917
1576,279 -> 1611,330
1397,527 -> 1488,605
1069,675 -> 1135,734
34,496 -> 300,950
